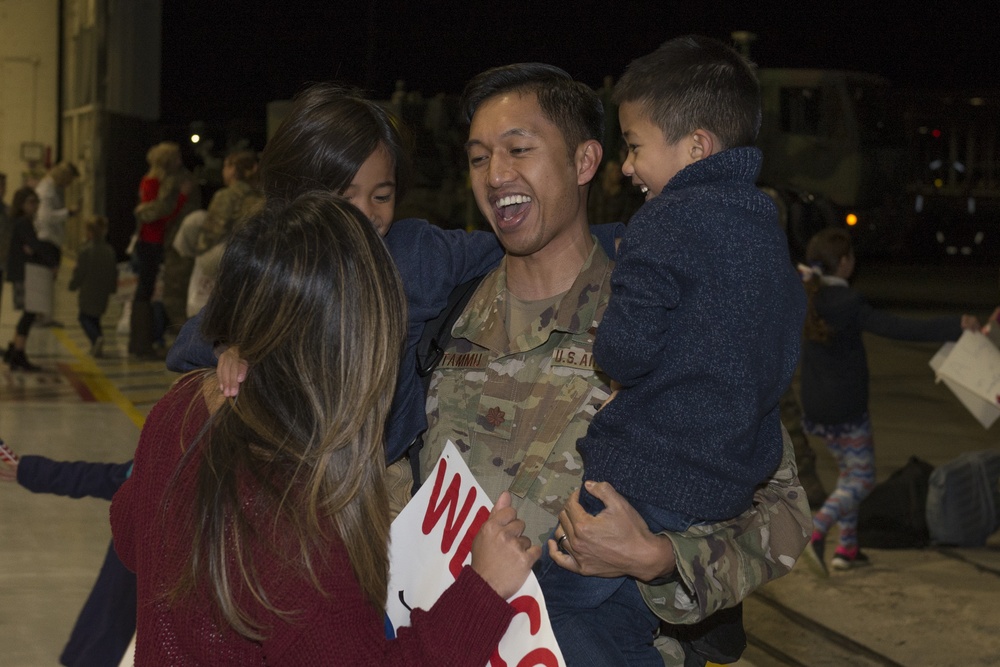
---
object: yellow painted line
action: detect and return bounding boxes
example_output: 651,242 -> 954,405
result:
52,329 -> 147,429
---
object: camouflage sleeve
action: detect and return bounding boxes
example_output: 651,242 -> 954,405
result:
385,457 -> 414,521
196,188 -> 239,255
135,174 -> 183,223
638,425 -> 811,624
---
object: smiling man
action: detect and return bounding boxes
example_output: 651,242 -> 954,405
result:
413,63 -> 810,666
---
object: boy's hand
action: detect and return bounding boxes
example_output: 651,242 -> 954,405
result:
216,346 -> 248,398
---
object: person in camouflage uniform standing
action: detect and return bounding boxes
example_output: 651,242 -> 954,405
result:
413,63 -> 811,666
781,385 -> 829,509
185,150 -> 263,315
159,169 -> 201,335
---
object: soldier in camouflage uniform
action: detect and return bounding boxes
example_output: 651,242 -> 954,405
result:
780,385 -> 829,509
407,63 -> 811,666
159,169 -> 202,333
194,150 -> 263,257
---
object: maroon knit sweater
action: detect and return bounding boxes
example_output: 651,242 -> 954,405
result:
111,376 -> 515,665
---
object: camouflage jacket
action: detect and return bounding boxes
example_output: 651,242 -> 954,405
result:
421,240 -> 811,659
195,180 -> 263,256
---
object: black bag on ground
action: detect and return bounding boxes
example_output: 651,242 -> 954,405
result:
925,449 -> 1000,547
857,456 -> 934,549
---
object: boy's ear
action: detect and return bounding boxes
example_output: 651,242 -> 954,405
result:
575,139 -> 604,186
690,129 -> 719,162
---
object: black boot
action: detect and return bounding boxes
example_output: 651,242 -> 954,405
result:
9,348 -> 42,372
3,343 -> 14,366
129,301 -> 155,358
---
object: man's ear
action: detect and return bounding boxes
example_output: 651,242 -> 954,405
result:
576,139 -> 604,186
690,129 -> 720,161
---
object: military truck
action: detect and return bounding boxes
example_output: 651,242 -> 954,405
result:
896,90 -> 1000,261
755,68 -> 908,261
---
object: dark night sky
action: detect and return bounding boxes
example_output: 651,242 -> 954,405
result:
160,1 -> 999,134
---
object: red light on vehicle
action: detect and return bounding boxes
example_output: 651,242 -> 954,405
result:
931,128 -> 942,138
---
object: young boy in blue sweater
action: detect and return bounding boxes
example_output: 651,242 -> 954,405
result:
540,36 -> 806,663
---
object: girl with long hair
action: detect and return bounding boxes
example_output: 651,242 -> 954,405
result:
112,193 -> 538,664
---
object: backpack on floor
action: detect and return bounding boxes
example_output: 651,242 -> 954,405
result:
858,456 -> 935,549
925,449 -> 1000,547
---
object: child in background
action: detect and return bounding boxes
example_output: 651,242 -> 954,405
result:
799,227 -> 979,575
540,35 -> 806,665
0,442 -> 136,667
70,216 -> 118,357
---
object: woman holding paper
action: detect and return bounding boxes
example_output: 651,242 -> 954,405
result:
797,227 -> 979,577
111,194 -> 539,666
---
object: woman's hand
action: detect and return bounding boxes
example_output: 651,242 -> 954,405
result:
216,346 -> 248,398
547,481 -> 676,582
471,491 -> 541,599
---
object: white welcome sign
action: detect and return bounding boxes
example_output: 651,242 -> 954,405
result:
387,440 -> 565,666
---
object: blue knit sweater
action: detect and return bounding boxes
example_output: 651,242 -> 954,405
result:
579,147 -> 806,521
167,218 -> 504,463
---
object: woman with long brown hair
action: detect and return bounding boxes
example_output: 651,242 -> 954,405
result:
112,192 -> 538,665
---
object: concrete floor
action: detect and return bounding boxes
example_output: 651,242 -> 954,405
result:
1,259 -> 999,666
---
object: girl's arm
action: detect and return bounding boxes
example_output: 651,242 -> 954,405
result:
857,297 -> 969,342
165,310 -> 218,372
383,218 -> 503,321
15,455 -> 132,500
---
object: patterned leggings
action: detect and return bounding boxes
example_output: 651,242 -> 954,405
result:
804,414 -> 877,551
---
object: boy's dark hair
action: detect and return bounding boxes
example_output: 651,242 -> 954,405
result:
613,35 -> 761,149
460,63 -> 604,154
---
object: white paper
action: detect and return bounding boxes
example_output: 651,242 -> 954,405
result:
931,334 -> 1000,429
387,441 -> 565,666
23,263 -> 53,316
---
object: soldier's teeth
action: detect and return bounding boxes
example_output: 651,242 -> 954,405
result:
497,195 -> 532,208
640,186 -> 648,194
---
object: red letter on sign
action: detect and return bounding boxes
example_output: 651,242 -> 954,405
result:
449,505 -> 490,579
422,457 -> 477,554
488,595 -> 559,666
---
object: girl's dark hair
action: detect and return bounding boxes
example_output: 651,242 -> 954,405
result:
802,227 -> 854,343
171,192 -> 407,638
10,186 -> 39,218
259,83 -> 412,203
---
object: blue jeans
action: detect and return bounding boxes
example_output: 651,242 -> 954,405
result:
536,488 -> 697,666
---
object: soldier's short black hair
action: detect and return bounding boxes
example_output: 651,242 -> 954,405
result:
460,63 -> 604,153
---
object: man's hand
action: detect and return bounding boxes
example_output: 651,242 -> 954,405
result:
548,481 -> 676,582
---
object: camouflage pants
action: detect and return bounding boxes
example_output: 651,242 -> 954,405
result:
780,386 -> 828,508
